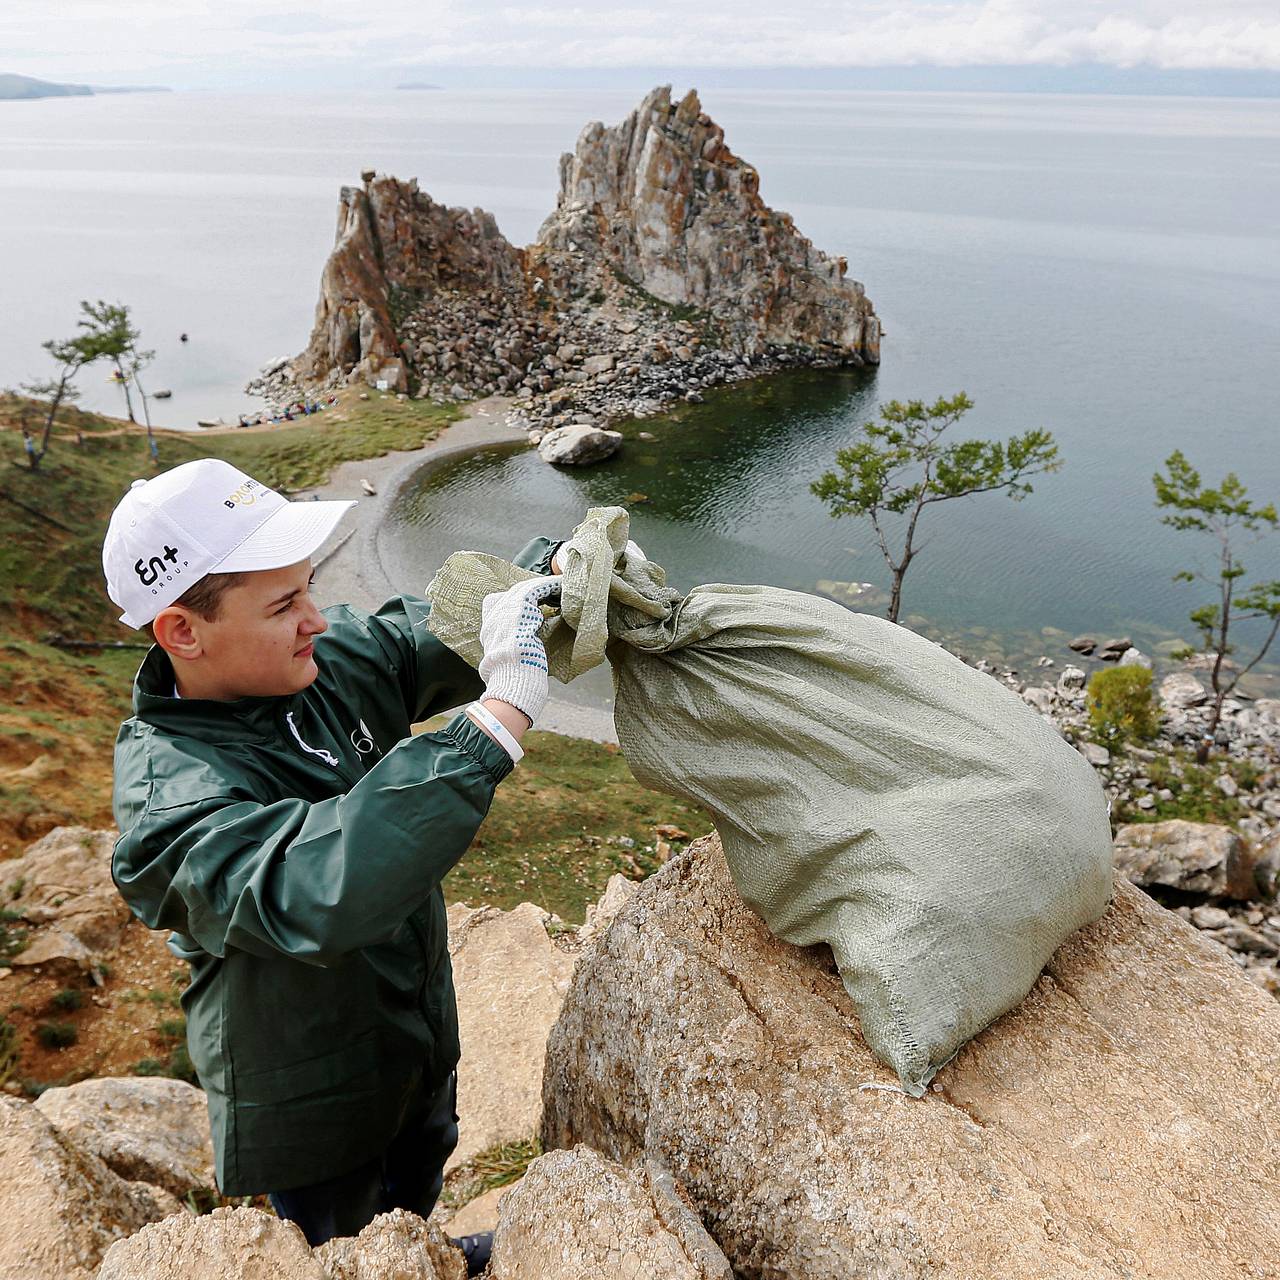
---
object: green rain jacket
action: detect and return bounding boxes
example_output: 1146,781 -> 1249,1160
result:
111,538 -> 558,1196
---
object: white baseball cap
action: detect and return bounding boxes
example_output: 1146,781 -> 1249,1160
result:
103,459 -> 355,629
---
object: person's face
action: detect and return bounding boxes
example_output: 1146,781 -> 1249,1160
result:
159,560 -> 328,700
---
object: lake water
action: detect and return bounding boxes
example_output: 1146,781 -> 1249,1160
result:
4,89 -> 1279,672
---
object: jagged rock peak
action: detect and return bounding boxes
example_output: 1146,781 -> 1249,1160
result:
536,85 -> 878,357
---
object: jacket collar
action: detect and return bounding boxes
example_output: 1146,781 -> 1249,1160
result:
132,644 -> 296,737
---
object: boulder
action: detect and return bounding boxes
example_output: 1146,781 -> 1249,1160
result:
578,873 -> 638,946
2,826 -> 130,974
95,1206 -> 321,1280
315,1209 -> 464,1280
1112,820 -> 1256,899
35,1076 -> 214,1199
1256,698 -> 1280,726
1159,671 -> 1208,709
446,901 -> 577,1171
1077,741 -> 1110,768
581,353 -> 616,376
1019,686 -> 1055,714
1067,635 -> 1096,655
1056,665 -> 1086,692
489,1146 -> 732,1280
536,424 -> 622,466
541,834 -> 1280,1279
1254,831 -> 1280,899
0,1096 -> 177,1280
1097,636 -> 1132,661
1117,647 -> 1152,669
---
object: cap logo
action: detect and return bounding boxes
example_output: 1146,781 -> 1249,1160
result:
224,479 -> 263,509
134,544 -> 187,590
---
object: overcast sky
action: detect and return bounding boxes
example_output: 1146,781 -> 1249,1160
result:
5,1 -> 1280,89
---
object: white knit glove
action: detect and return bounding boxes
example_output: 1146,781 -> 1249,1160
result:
477,575 -> 562,725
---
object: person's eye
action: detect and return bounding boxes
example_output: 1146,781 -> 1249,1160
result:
275,599 -> 294,616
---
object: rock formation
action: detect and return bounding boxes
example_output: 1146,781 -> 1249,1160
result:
0,1097 -> 177,1280
489,1146 -> 732,1280
274,87 -> 879,433
542,833 -> 1280,1278
445,900 -> 577,1171
35,1076 -> 214,1199
314,1209 -> 464,1280
1112,818 -> 1257,899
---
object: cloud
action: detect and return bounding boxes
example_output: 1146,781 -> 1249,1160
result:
4,0 -> 1280,84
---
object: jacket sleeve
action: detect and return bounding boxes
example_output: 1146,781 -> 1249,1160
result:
112,713 -> 513,968
365,536 -> 563,722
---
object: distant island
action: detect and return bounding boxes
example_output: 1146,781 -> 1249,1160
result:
395,82 -> 443,91
0,73 -> 170,101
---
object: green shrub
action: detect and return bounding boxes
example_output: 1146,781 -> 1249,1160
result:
50,988 -> 83,1012
1087,666 -> 1160,747
36,1022 -> 77,1050
0,1016 -> 17,1083
0,908 -> 27,961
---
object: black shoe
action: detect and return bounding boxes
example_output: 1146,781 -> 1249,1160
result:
452,1230 -> 493,1277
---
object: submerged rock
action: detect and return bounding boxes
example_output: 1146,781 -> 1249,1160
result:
536,424 -> 622,466
542,834 -> 1280,1279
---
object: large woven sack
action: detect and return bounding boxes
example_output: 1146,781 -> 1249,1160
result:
427,506 -> 1114,1093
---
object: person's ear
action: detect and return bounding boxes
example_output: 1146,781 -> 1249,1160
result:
152,607 -> 204,661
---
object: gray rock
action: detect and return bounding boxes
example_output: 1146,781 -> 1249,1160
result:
1057,666 -> 1087,692
1021,686 -> 1055,714
1068,636 -> 1097,654
537,424 -> 622,466
1215,774 -> 1239,798
1118,648 -> 1153,669
1098,637 -> 1133,660
581,353 -> 616,376
1189,905 -> 1232,930
1112,820 -> 1257,899
1079,742 -> 1112,768
1160,672 -> 1208,710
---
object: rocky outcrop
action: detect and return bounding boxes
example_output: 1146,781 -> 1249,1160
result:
489,1146 -> 732,1280
279,87 -> 878,436
292,175 -> 527,394
35,1077 -> 214,1200
2,825 -> 130,976
0,1096 -> 177,1280
537,86 -> 877,359
1112,818 -> 1257,899
94,1207 -> 323,1280
542,834 -> 1280,1279
446,901 -> 577,1171
314,1209 -> 464,1280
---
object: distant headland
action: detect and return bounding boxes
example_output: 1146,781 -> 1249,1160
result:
395,82 -> 443,91
0,73 -> 171,101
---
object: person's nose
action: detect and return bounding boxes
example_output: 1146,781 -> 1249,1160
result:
299,598 -> 328,637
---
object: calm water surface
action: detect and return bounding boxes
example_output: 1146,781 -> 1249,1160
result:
3,90 -> 1278,667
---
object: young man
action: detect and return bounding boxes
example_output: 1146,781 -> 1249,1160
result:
104,458 -> 562,1272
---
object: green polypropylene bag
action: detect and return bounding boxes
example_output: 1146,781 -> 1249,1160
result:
427,506 -> 1114,1094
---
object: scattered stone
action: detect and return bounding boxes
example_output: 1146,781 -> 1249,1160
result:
1189,905 -> 1232,930
1057,665 -> 1087,692
1078,741 -> 1111,768
1021,686 -> 1055,714
445,901 -> 576,1171
1216,774 -> 1239,798
0,1097 -> 177,1280
1112,820 -> 1257,899
34,1076 -> 214,1200
1159,672 -> 1208,709
1118,647 -> 1153,669
3,826 -> 131,975
489,1146 -> 732,1280
1098,637 -> 1133,661
581,353 -> 616,376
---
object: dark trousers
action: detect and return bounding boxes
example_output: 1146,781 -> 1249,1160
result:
269,1071 -> 459,1248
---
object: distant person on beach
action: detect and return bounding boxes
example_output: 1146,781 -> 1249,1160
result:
103,459 -> 565,1274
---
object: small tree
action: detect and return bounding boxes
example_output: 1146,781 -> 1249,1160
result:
811,393 -> 1061,623
18,330 -> 106,470
78,300 -> 152,426
1154,450 -> 1280,762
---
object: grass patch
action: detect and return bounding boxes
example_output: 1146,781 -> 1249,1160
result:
441,1136 -> 541,1211
441,727 -> 710,922
49,988 -> 83,1013
1110,747 -> 1262,826
132,1010 -> 197,1084
35,1021 -> 77,1050
0,909 -> 28,962
0,1016 -> 17,1085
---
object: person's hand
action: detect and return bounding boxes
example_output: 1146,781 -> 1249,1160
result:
477,576 -> 561,725
551,537 -> 646,574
